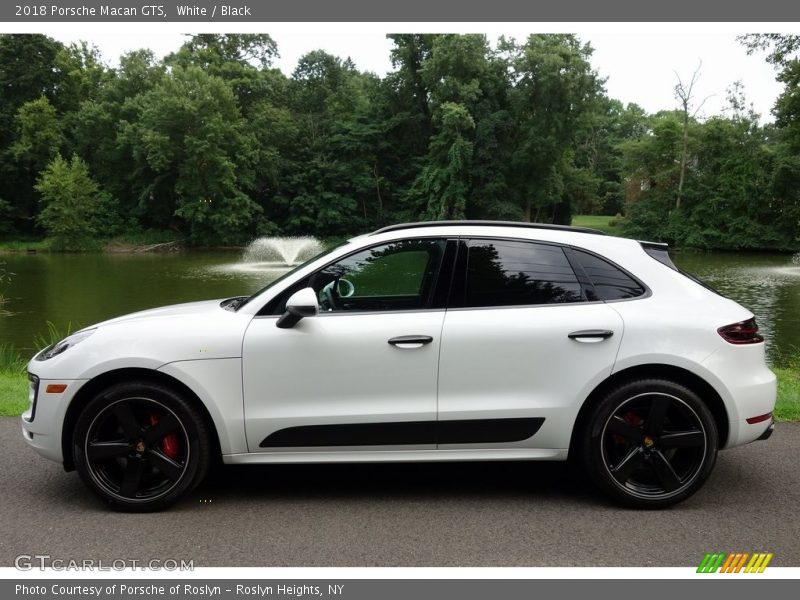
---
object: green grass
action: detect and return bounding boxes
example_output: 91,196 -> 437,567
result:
0,371 -> 28,416
0,238 -> 52,253
0,230 -> 181,253
32,321 -> 71,354
571,214 -> 624,235
774,367 -> 800,421
0,343 -> 26,372
0,343 -> 27,416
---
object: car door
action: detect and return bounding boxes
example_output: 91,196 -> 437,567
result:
436,238 -> 624,451
242,238 -> 454,453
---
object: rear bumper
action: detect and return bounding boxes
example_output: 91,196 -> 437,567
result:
700,344 -> 777,449
726,413 -> 774,448
757,422 -> 775,441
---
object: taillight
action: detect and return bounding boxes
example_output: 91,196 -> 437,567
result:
718,317 -> 763,344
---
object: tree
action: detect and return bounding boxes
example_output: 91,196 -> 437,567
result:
0,34 -> 64,145
276,51 -> 374,235
35,154 -> 116,250
0,33 -> 794,252
739,35 -> 800,249
413,102 -> 476,219
52,41 -> 109,113
507,35 -> 601,223
740,34 -> 800,67
387,34 -> 436,125
118,67 -> 261,244
180,34 -> 278,69
572,98 -> 649,215
168,34 -> 283,115
11,97 -> 64,173
0,35 -> 68,233
66,49 -> 166,221
673,62 -> 711,209
620,112 -> 687,241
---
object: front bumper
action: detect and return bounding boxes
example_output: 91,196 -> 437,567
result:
21,376 -> 87,464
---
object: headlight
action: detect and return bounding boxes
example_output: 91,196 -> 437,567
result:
35,329 -> 97,361
25,373 -> 39,423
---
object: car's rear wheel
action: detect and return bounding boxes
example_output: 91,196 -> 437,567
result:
73,381 -> 209,512
582,378 -> 718,508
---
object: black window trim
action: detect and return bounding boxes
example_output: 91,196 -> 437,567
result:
255,236 -> 459,317
565,244 -> 652,304
254,234 -> 652,317
450,236 -> 588,310
445,235 -> 652,312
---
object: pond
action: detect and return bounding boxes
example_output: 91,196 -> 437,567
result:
1,249 -> 799,362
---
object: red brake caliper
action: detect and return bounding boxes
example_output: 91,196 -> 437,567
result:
148,413 -> 180,459
624,410 -> 643,427
613,411 -> 644,444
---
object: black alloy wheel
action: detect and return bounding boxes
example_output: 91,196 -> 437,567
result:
73,381 -> 210,511
583,379 -> 718,508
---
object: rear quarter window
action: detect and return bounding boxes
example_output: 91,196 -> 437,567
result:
571,249 -> 646,301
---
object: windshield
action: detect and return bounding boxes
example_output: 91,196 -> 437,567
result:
235,241 -> 347,310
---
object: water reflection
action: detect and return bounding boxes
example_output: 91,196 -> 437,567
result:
1,250 -> 798,363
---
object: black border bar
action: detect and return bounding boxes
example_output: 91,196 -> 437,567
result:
5,1 -> 800,22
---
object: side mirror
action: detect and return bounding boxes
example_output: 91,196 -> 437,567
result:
276,287 -> 319,329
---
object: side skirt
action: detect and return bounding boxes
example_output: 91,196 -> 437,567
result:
223,448 -> 568,465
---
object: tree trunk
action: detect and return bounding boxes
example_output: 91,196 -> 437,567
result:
677,112 -> 689,210
373,162 -> 383,220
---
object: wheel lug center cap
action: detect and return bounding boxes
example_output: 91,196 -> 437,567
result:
643,436 -> 655,449
134,441 -> 146,453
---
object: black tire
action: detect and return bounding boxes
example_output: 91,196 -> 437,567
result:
73,381 -> 210,512
582,378 -> 718,509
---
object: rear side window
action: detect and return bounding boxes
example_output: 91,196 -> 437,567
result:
572,249 -> 645,301
463,239 -> 583,307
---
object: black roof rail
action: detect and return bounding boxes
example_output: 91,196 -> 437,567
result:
369,220 -> 606,236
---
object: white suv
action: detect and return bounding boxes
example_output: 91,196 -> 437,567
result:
21,221 -> 776,511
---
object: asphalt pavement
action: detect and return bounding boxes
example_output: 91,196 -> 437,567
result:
1,417 -> 798,567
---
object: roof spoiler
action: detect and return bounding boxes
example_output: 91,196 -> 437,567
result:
639,241 -> 677,271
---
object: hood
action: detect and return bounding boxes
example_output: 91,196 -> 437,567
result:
89,299 -> 227,329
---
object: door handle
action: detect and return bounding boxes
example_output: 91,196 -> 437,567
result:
388,335 -> 434,348
568,330 -> 614,343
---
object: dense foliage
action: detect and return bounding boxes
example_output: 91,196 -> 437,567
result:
0,33 -> 798,250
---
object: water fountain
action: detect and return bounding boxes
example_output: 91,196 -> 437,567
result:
213,236 -> 324,277
768,252 -> 800,278
241,236 -> 324,266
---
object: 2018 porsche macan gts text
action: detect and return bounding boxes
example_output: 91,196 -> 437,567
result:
22,222 -> 776,511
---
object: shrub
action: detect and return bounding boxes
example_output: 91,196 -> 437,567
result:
34,154 -> 118,251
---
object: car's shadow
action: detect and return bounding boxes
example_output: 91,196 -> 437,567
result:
195,459 -> 605,505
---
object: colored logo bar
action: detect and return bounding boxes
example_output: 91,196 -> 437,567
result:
697,552 -> 773,573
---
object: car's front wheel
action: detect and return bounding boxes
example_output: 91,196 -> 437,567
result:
73,381 -> 210,512
582,378 -> 718,508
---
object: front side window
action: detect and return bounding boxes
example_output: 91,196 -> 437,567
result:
462,239 -> 583,308
267,239 -> 447,314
